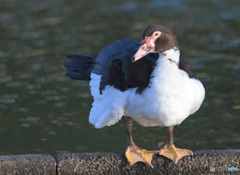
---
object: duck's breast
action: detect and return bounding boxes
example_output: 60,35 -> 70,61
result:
125,62 -> 205,127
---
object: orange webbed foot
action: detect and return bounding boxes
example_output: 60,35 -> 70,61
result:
125,145 -> 156,168
158,142 -> 193,164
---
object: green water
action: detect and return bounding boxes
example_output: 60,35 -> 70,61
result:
0,0 -> 239,155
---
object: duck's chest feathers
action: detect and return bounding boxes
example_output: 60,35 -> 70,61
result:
148,48 -> 182,94
126,48 -> 193,126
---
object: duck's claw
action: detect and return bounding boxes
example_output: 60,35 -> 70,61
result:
158,144 -> 193,164
125,145 -> 156,168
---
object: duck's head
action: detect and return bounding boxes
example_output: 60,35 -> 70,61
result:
132,25 -> 179,62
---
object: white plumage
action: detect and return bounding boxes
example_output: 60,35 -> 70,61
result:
89,74 -> 131,128
126,48 -> 205,126
89,47 -> 205,129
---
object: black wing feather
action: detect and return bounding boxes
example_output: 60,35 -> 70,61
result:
63,54 -> 96,80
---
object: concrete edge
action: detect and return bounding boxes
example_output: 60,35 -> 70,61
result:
0,150 -> 239,174
0,154 -> 56,175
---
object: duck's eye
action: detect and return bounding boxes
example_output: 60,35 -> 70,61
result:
153,31 -> 161,37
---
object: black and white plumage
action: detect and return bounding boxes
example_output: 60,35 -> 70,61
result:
64,25 -> 205,166
64,41 -> 202,128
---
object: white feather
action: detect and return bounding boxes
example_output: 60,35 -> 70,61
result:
89,73 -> 130,128
125,48 -> 205,127
89,74 -> 101,100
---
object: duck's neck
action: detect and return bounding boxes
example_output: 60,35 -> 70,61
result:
147,47 -> 181,93
157,47 -> 180,66
148,47 -> 180,85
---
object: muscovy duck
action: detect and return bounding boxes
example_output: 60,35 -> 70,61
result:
64,24 -> 205,168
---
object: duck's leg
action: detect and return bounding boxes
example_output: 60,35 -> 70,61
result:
124,116 -> 156,168
158,126 -> 193,164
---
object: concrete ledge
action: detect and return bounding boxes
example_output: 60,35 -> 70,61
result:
55,150 -> 240,175
0,150 -> 239,174
0,154 -> 56,175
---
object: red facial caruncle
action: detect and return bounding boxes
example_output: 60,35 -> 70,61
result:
132,31 -> 161,62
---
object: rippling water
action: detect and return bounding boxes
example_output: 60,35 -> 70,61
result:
0,0 -> 239,155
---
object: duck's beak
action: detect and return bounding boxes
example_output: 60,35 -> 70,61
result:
132,37 -> 155,62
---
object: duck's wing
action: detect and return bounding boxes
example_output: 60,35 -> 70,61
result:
179,56 -> 195,78
89,38 -> 141,128
63,54 -> 96,81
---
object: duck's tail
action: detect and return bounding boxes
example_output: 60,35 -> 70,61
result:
63,54 -> 96,81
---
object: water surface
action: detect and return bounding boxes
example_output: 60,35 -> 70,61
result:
0,0 -> 239,155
